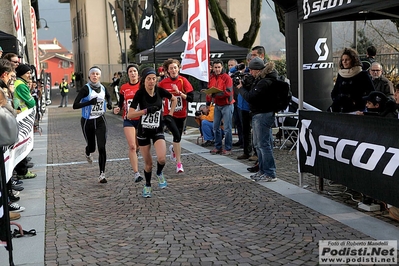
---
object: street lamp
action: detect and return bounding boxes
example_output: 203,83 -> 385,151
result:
39,18 -> 49,30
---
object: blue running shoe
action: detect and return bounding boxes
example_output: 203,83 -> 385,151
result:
142,185 -> 152,198
157,172 -> 167,189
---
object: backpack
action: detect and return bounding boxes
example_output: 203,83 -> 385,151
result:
267,75 -> 292,112
361,57 -> 375,71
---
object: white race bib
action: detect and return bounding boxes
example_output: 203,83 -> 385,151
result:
91,100 -> 105,117
169,96 -> 182,111
141,110 -> 161,129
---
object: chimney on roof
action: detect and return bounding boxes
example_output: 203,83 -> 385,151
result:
53,38 -> 58,45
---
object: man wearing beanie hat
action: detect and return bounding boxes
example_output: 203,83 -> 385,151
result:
14,64 -> 35,112
237,58 -> 278,183
73,66 -> 113,184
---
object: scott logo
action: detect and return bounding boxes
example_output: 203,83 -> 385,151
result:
141,15 -> 153,30
315,38 -> 329,61
303,38 -> 333,70
299,119 -> 399,176
303,0 -> 352,20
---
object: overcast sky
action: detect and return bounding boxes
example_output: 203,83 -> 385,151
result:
38,0 -> 72,51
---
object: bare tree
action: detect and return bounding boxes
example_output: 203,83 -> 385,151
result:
208,0 -> 262,48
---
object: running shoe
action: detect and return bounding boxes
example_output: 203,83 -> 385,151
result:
98,172 -> 107,183
9,202 -> 25,212
210,149 -> 222,155
221,149 -> 232,155
250,172 -> 262,180
17,171 -> 37,179
264,176 -> 278,182
169,145 -> 176,162
176,162 -> 184,173
142,185 -> 152,198
253,174 -> 277,182
11,179 -> 23,185
134,172 -> 143,183
157,172 -> 167,189
9,193 -> 20,202
86,154 -> 93,164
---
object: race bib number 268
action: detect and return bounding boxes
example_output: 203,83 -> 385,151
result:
141,111 -> 161,129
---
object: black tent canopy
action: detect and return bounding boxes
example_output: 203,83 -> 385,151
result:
135,21 -> 249,64
297,0 -> 399,23
274,0 -> 399,22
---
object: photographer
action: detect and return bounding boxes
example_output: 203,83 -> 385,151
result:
237,57 -> 277,182
230,54 -> 255,160
195,103 -> 217,147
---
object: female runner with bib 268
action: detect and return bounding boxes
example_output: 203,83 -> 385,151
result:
127,67 -> 177,198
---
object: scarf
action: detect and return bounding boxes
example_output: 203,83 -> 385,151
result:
88,80 -> 101,93
338,66 -> 362,78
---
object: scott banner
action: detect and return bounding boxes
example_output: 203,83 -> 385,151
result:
302,22 -> 333,111
298,111 -> 399,206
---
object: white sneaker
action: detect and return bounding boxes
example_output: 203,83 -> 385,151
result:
98,172 -> 107,183
169,144 -> 176,162
86,154 -> 93,164
176,162 -> 184,173
134,172 -> 143,183
9,203 -> 25,212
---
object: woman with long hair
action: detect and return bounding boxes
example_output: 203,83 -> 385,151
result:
330,47 -> 374,113
113,64 -> 143,182
158,58 -> 194,173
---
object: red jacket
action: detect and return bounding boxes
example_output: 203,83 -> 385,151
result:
206,73 -> 234,106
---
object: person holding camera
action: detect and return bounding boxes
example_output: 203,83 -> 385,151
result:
230,53 -> 255,160
158,58 -> 194,173
207,60 -> 234,155
73,66 -> 113,183
237,57 -> 277,182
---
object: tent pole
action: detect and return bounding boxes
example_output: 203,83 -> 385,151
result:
298,22 -> 304,188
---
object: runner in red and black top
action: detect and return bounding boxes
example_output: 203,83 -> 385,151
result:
158,58 -> 194,173
113,64 -> 143,183
127,67 -> 177,198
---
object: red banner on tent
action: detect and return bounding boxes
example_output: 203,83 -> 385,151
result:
180,0 -> 209,82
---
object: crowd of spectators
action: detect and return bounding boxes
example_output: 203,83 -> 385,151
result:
0,49 -> 43,223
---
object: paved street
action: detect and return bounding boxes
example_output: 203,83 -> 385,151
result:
1,88 -> 399,265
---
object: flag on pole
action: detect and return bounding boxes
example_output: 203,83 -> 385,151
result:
137,0 -> 155,50
108,2 -> 123,52
180,0 -> 210,82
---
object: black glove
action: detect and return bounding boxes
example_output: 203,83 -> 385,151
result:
107,103 -> 112,110
89,97 -> 97,105
146,105 -> 160,114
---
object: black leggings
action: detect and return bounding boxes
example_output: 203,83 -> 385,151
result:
81,116 -> 107,173
164,117 -> 185,143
